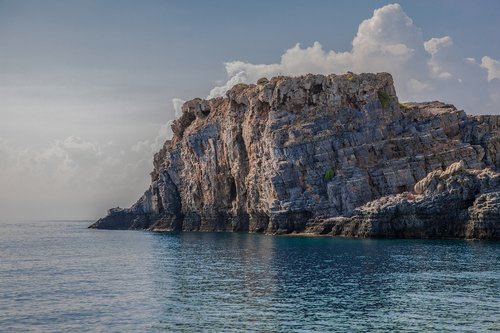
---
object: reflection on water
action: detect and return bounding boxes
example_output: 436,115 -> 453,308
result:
0,221 -> 499,332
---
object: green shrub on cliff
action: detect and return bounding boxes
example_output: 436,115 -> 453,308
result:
324,169 -> 334,181
377,90 -> 390,109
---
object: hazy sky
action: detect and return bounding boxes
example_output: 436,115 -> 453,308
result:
1,0 -> 499,220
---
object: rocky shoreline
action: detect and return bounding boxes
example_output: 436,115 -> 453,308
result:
90,72 -> 499,239
304,161 -> 499,239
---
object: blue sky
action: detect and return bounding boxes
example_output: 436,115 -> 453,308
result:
0,1 -> 499,219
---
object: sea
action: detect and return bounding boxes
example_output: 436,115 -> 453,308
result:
0,220 -> 498,332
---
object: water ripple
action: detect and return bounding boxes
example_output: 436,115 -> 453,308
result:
0,221 -> 498,332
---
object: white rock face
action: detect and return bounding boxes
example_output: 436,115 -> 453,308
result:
91,72 -> 500,239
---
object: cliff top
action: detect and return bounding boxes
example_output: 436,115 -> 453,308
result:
171,72 -> 398,141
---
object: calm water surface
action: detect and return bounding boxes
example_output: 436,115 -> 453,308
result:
0,220 -> 498,332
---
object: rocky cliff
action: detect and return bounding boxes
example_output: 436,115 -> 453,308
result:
305,161 -> 499,239
90,72 -> 500,239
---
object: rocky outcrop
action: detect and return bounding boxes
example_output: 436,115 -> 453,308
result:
90,72 -> 500,239
305,161 -> 499,239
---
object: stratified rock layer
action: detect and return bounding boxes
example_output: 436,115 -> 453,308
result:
90,73 -> 500,239
305,161 -> 499,239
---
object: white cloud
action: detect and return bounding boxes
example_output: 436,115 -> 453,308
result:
172,98 -> 185,117
407,78 -> 429,94
424,36 -> 454,80
209,70 -> 249,99
351,3 -> 422,72
208,42 -> 351,99
424,36 -> 453,55
131,140 -> 150,153
127,98 -> 187,156
466,57 -> 476,64
481,56 -> 500,82
150,98 -> 186,152
208,3 -> 499,115
0,136 -> 151,219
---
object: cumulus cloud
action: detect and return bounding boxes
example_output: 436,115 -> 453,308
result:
208,43 -> 350,98
424,36 -> 453,56
208,3 -> 499,115
131,139 -> 150,153
481,56 -> 500,82
148,97 -> 186,151
127,98 -> 187,159
0,96 -> 189,219
0,136 -> 151,219
424,36 -> 454,79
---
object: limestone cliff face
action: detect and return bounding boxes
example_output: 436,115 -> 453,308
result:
90,73 -> 500,239
305,161 -> 500,239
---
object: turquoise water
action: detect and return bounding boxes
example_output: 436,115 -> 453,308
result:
0,221 -> 498,332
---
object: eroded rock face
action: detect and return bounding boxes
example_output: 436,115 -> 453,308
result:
305,161 -> 499,239
90,72 -> 500,239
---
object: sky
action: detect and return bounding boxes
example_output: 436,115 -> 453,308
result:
0,0 -> 499,220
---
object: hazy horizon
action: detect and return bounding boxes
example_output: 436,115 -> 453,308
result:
1,0 -> 499,220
